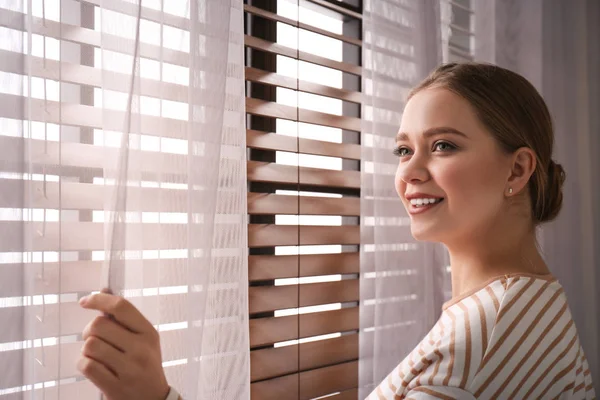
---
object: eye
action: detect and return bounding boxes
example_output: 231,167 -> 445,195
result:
433,141 -> 457,152
393,146 -> 412,157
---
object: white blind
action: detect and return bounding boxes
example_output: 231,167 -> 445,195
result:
0,0 -> 250,399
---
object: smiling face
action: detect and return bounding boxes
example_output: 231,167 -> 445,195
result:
395,88 -> 514,243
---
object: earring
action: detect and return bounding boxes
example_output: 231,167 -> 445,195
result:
508,188 -> 513,194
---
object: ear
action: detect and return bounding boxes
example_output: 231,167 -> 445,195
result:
506,147 -> 536,196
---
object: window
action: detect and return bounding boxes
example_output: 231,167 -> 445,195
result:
245,0 -> 362,398
441,0 -> 475,63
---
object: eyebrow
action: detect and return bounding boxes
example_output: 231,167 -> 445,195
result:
395,127 -> 468,142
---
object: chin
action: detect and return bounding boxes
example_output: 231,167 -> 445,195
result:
410,223 -> 446,243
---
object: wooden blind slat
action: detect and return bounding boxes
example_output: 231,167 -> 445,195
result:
248,252 -> 359,281
250,360 -> 358,400
307,0 -> 363,20
246,129 -> 361,159
249,280 -> 359,314
244,35 -> 361,75
2,9 -> 193,68
249,306 -> 358,347
246,97 -> 361,131
248,225 -> 359,247
245,67 -> 361,103
243,4 -> 362,47
0,221 -> 242,252
299,360 -> 358,400
0,291 -> 245,342
0,50 -> 188,103
250,334 -> 357,381
247,193 -> 360,217
0,93 -> 199,140
247,161 -> 360,189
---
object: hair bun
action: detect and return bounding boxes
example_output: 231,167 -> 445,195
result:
537,160 -> 565,222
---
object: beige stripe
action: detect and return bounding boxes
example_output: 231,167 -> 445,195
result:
428,349 -> 444,386
411,387 -> 454,400
501,302 -> 568,394
485,286 -> 500,312
536,349 -> 579,399
472,293 -> 488,355
576,366 -> 583,375
398,369 -> 410,389
508,315 -> 573,399
387,374 -> 397,394
574,383 -> 586,393
496,277 -> 536,323
506,275 -> 520,290
443,309 -> 456,386
551,383 -> 575,400
481,287 -> 564,398
376,385 -> 386,400
478,281 -> 553,374
458,302 -> 472,388
522,332 -> 578,399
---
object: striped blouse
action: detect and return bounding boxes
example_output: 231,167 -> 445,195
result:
368,273 -> 596,399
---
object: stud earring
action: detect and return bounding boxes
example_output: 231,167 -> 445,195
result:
508,188 -> 513,194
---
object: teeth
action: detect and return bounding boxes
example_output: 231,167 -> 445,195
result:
410,198 -> 441,207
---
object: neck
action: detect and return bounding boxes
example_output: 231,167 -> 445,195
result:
445,219 -> 550,299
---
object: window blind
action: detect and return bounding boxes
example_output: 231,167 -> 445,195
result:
0,0 -> 249,398
244,0 -> 362,399
442,0 -> 475,63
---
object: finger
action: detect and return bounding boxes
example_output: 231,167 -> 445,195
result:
77,355 -> 118,395
80,293 -> 152,334
81,336 -> 124,377
83,315 -> 135,353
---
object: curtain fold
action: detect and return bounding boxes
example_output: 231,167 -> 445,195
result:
0,0 -> 250,398
360,1 -> 448,397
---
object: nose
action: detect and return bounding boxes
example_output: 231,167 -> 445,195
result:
397,154 -> 431,184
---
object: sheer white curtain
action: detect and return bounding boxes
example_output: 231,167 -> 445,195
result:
360,0 -> 450,397
0,0 -> 250,399
475,0 -> 600,386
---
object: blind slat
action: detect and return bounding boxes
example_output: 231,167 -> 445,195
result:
248,253 -> 359,281
248,225 -> 360,247
249,360 -> 358,400
246,129 -> 361,159
0,50 -> 188,103
0,290 -> 245,342
0,222 -> 244,252
243,4 -> 362,47
248,279 -> 359,314
249,306 -> 358,347
244,35 -> 361,75
247,193 -> 360,216
247,161 -> 361,189
250,333 -> 357,381
245,67 -> 361,103
245,97 -> 361,131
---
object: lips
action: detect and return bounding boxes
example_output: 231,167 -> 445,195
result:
405,193 -> 445,215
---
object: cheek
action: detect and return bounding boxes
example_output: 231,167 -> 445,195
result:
434,156 -> 505,212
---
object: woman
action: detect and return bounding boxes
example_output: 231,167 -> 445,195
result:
366,63 -> 596,399
76,63 -> 595,399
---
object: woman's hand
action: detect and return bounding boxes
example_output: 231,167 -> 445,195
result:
77,291 -> 170,400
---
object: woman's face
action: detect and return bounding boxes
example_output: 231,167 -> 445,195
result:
395,88 -> 512,243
